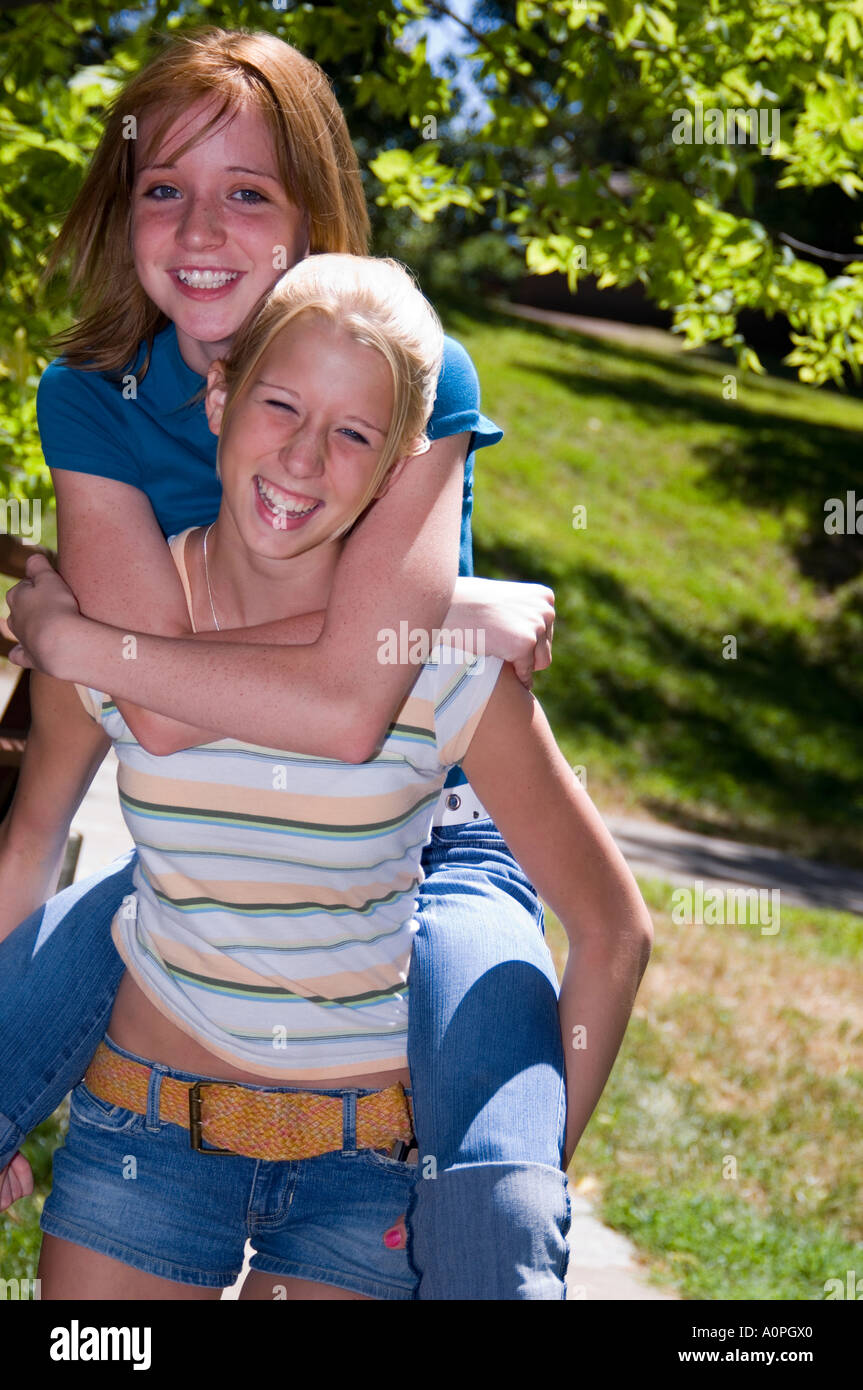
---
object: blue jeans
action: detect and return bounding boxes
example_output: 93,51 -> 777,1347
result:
41,1036 -> 419,1298
0,823 -> 569,1299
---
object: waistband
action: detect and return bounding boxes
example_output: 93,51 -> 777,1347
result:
432,781 -> 491,827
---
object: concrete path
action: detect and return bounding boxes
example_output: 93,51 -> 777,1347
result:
486,297 -> 693,356
566,1191 -> 677,1300
605,815 -> 863,915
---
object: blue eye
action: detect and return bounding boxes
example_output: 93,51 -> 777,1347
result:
144,184 -> 180,200
340,428 -> 370,445
232,189 -> 268,204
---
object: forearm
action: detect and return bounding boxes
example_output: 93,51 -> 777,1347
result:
553,826 -> 654,1165
0,671 -> 109,937
114,611 -> 325,751
53,615 -> 373,759
558,926 -> 652,1166
0,818 -> 67,941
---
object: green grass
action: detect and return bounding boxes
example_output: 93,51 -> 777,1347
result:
544,879 -> 863,1301
444,303 -> 863,864
0,1105 -> 65,1285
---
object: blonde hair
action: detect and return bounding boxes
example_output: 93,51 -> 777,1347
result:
217,254 -> 444,538
43,27 -> 370,377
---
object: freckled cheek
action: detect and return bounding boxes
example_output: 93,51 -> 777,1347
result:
130,211 -> 178,261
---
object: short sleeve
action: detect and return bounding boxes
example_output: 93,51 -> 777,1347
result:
74,683 -> 103,723
430,644 -> 504,769
428,337 -> 503,454
37,358 -> 143,488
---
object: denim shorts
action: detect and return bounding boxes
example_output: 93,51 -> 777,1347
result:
40,1036 -> 418,1299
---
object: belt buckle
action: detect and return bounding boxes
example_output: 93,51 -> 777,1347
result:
188,1079 -> 241,1155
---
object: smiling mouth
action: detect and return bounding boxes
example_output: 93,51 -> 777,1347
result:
255,475 -> 321,519
174,268 -> 240,288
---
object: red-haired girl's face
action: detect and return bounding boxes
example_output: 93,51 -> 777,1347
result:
131,98 -> 309,376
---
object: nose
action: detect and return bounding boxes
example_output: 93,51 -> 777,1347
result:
175,194 -> 226,251
279,424 -> 325,481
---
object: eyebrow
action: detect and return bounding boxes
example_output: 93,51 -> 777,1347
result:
256,380 -> 388,436
138,162 -> 280,181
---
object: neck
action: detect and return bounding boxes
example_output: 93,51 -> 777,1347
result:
199,516 -> 342,630
175,326 -> 234,378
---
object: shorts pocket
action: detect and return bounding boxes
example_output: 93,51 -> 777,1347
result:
359,1147 -> 419,1178
69,1081 -> 146,1135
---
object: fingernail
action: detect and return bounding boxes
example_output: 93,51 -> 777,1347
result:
384,1230 -> 401,1248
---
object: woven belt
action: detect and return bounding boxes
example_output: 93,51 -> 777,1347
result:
84,1042 -> 415,1161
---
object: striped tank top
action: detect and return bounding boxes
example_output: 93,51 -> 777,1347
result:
75,528 -> 502,1080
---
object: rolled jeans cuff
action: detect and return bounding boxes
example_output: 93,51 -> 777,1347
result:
408,1160 -> 571,1300
0,1111 -> 25,1171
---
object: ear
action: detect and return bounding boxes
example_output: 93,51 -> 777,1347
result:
205,361 -> 229,436
372,452 -> 412,501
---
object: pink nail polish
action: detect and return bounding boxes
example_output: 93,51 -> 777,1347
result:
384,1230 -> 401,1248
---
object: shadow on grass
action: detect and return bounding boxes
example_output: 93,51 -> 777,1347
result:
473,535 -> 863,864
452,301 -> 863,591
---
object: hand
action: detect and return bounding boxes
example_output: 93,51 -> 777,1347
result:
0,1152 -> 34,1212
0,553 -> 81,674
382,1214 -> 407,1250
449,576 -> 555,689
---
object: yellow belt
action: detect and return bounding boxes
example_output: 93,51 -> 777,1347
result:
83,1042 -> 415,1162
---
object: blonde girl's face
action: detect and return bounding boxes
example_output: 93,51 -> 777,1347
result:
132,98 -> 309,375
208,316 -> 404,561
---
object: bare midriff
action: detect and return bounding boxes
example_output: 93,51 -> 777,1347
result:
105,970 -> 412,1092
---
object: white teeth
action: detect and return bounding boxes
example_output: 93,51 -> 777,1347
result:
176,269 -> 239,288
255,476 -> 318,517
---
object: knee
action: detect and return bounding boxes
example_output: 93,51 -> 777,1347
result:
408,1161 -> 571,1300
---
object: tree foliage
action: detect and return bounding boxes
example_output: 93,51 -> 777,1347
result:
1,0 -> 862,499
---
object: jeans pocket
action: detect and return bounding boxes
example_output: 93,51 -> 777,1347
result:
69,1081 -> 146,1135
359,1147 -> 419,1178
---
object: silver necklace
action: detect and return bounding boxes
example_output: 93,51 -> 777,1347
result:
202,523 -> 221,632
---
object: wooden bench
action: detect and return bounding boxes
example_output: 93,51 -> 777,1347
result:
0,533 -> 82,889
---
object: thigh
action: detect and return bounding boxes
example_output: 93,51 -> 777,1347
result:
239,1272 -> 371,1301
0,851 -> 136,1155
408,820 -> 566,1172
39,1235 -> 222,1301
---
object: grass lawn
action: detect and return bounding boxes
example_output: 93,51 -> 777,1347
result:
1,306 -> 861,1296
448,302 -> 863,865
543,886 -> 863,1301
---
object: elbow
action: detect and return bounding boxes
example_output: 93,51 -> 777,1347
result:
632,898 -> 655,973
332,729 -> 380,765
639,914 -> 655,967
125,711 -> 174,757
327,690 -> 389,764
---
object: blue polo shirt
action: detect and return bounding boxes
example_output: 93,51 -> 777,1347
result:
37,321 -> 502,787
